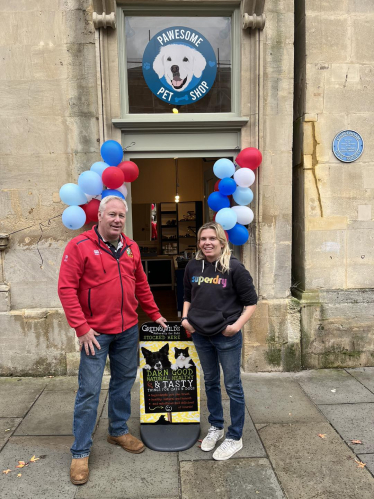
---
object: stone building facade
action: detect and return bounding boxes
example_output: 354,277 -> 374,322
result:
0,0 -> 373,375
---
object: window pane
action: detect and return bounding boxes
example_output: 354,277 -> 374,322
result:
125,16 -> 232,114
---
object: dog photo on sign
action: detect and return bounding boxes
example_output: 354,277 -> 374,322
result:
153,44 -> 206,91
141,344 -> 172,371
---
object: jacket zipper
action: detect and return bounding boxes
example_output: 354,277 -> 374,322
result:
117,258 -> 124,331
88,289 -> 92,316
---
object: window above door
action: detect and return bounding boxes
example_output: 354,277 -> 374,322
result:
116,4 -> 244,127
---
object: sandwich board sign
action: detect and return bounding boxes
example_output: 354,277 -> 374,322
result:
139,321 -> 200,451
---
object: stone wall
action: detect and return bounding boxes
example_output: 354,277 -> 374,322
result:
0,0 -> 99,374
292,0 -> 374,368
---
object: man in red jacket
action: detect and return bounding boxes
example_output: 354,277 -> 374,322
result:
58,196 -> 167,485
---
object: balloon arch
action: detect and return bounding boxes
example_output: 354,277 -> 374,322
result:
59,141 -> 262,246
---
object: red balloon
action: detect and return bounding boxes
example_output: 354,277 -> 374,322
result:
102,167 -> 124,189
235,147 -> 262,171
225,231 -> 229,241
213,212 -> 217,221
118,161 -> 139,183
214,180 -> 220,191
85,199 -> 100,222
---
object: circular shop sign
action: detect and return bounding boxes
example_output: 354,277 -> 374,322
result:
332,130 -> 364,163
142,26 -> 217,106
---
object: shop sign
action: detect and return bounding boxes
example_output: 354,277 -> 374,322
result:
142,26 -> 217,105
332,130 -> 364,163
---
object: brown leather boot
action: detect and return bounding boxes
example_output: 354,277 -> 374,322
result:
70,457 -> 89,485
107,433 -> 145,454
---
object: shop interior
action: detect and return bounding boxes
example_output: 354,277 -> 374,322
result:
131,157 -> 218,323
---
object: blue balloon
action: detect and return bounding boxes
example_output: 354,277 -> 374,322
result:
62,206 -> 86,230
207,192 -> 230,212
215,208 -> 237,231
218,177 -> 237,196
78,171 -> 103,196
100,140 -> 123,166
232,187 -> 254,206
227,224 -> 249,245
59,183 -> 87,206
101,189 -> 125,200
90,161 -> 109,177
213,158 -> 236,179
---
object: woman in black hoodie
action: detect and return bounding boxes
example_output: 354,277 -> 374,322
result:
182,222 -> 257,460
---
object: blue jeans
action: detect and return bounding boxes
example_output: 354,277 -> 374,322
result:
71,324 -> 139,458
192,331 -> 244,441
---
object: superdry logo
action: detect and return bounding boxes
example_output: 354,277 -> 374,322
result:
64,255 -> 68,262
94,250 -> 100,255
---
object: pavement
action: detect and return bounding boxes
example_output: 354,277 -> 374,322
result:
1,368 -> 374,499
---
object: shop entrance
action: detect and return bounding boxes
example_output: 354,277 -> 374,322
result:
130,157 -> 217,323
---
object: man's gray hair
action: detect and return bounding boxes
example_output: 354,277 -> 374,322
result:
99,195 -> 128,214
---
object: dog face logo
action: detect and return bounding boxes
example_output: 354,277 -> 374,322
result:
143,26 -> 217,106
153,45 -> 206,92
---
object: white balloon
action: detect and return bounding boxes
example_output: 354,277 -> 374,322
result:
231,206 -> 254,225
234,168 -> 255,187
116,184 -> 128,198
85,193 -> 102,202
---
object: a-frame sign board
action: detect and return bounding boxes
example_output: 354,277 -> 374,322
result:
139,321 -> 200,452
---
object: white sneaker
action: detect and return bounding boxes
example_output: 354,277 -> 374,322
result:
212,438 -> 243,460
201,426 -> 224,451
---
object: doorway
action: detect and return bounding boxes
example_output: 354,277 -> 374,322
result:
131,157 -> 216,321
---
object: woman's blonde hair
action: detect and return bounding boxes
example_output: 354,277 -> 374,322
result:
195,222 -> 232,274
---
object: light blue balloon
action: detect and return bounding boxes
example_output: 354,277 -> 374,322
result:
59,183 -> 87,206
215,208 -> 237,231
62,206 -> 86,230
213,158 -> 236,179
90,161 -> 110,177
233,187 -> 254,206
78,171 -> 103,196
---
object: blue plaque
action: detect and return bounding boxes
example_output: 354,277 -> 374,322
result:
332,130 -> 364,163
142,27 -> 217,106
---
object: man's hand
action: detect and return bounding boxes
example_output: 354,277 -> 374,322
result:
78,328 -> 101,356
222,324 -> 239,337
155,316 -> 168,330
182,319 -> 195,334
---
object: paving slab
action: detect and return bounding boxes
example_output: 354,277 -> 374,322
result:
242,374 -> 325,423
45,375 -> 110,391
0,435 -> 75,499
0,378 -> 48,418
319,403 -> 374,453
179,399 -> 265,461
180,458 -> 285,499
14,390 -> 107,436
294,369 -> 374,404
0,418 -> 22,451
75,419 -> 179,499
357,454 -> 374,477
259,421 -> 374,499
346,367 -> 374,394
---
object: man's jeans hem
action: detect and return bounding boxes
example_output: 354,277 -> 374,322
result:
108,430 -> 129,437
71,452 -> 90,459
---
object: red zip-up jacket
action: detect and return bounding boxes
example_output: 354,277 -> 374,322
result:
58,226 -> 161,337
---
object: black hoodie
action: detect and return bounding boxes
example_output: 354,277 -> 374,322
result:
183,256 -> 257,336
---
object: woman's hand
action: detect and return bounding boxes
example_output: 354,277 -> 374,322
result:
182,319 -> 195,334
222,323 -> 239,337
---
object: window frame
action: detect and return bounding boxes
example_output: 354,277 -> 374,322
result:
116,4 -> 242,123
